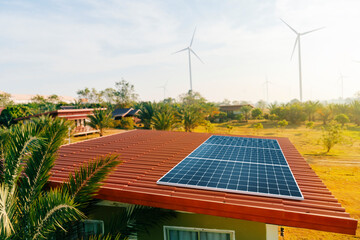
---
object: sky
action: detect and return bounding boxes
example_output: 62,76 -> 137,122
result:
1,0 -> 360,103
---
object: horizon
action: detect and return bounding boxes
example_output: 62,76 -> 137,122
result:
1,0 -> 360,103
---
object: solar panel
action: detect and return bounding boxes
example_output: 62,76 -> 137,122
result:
157,135 -> 303,200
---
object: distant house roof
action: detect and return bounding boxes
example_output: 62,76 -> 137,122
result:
219,104 -> 254,112
112,108 -> 140,120
112,108 -> 133,119
49,130 -> 357,235
14,108 -> 105,121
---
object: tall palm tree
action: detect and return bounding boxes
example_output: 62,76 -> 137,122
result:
177,106 -> 203,132
137,102 -> 158,129
0,116 -> 120,240
88,109 -> 112,136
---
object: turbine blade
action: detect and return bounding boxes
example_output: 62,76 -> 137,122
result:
190,48 -> 204,63
172,47 -> 188,55
290,37 -> 299,60
280,18 -> 298,34
164,80 -> 168,87
190,27 -> 197,47
301,27 -> 325,35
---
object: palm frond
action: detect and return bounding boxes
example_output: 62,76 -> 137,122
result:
61,155 -> 121,210
19,118 -> 70,214
29,189 -> 84,240
3,122 -> 40,189
107,205 -> 176,239
0,183 -> 17,238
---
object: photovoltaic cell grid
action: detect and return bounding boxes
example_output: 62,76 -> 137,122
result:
157,135 -> 304,200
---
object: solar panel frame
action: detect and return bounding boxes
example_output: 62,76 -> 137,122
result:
157,135 -> 304,201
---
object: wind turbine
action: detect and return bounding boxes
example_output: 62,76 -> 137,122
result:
173,28 -> 203,92
263,76 -> 271,103
281,19 -> 324,102
158,80 -> 168,100
338,72 -> 348,99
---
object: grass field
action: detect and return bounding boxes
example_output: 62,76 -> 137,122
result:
71,121 -> 360,239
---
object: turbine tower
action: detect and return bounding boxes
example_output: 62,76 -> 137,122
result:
159,80 -> 168,100
173,28 -> 203,92
264,76 -> 271,103
281,19 -> 324,102
338,72 -> 348,99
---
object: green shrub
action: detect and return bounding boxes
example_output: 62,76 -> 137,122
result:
278,119 -> 288,129
321,121 -> 343,153
251,108 -> 263,119
114,117 -> 135,130
335,114 -> 350,127
306,121 -> 314,129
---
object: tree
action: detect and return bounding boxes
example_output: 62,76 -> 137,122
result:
114,79 -> 138,108
0,116 -> 121,239
350,100 -> 360,125
321,121 -> 343,153
137,102 -> 158,129
285,103 -> 306,124
278,119 -> 288,129
251,108 -> 263,119
240,106 -> 252,122
0,92 -> 13,107
77,87 -> 91,101
303,101 -> 320,121
335,114 -> 350,127
177,106 -> 203,132
255,100 -> 267,110
87,109 -> 112,136
101,88 -> 116,104
47,94 -> 60,104
151,105 -> 177,131
0,105 -> 33,127
317,105 -> 333,125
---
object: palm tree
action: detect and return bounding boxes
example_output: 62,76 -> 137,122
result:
303,101 -> 320,121
88,109 -> 112,136
240,106 -> 252,122
317,105 -> 333,125
177,106 -> 203,132
137,102 -> 158,129
151,111 -> 177,130
0,116 -> 120,239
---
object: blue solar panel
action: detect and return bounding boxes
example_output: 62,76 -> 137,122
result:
157,135 -> 303,200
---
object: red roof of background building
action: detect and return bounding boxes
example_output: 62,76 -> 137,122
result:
49,130 -> 357,235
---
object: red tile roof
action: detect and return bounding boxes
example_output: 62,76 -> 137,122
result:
50,130 -> 357,235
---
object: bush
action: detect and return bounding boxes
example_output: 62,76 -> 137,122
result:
236,113 -> 244,122
251,108 -> 263,119
285,104 -> 306,124
321,121 -> 343,153
114,117 -> 135,130
263,113 -> 270,120
278,120 -> 288,129
226,124 -> 233,133
335,114 -> 350,127
252,123 -> 263,130
204,120 -> 214,133
306,121 -> 314,129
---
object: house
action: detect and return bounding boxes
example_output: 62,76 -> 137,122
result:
219,104 -> 254,115
112,108 -> 140,120
49,130 -> 357,239
15,109 -> 104,136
